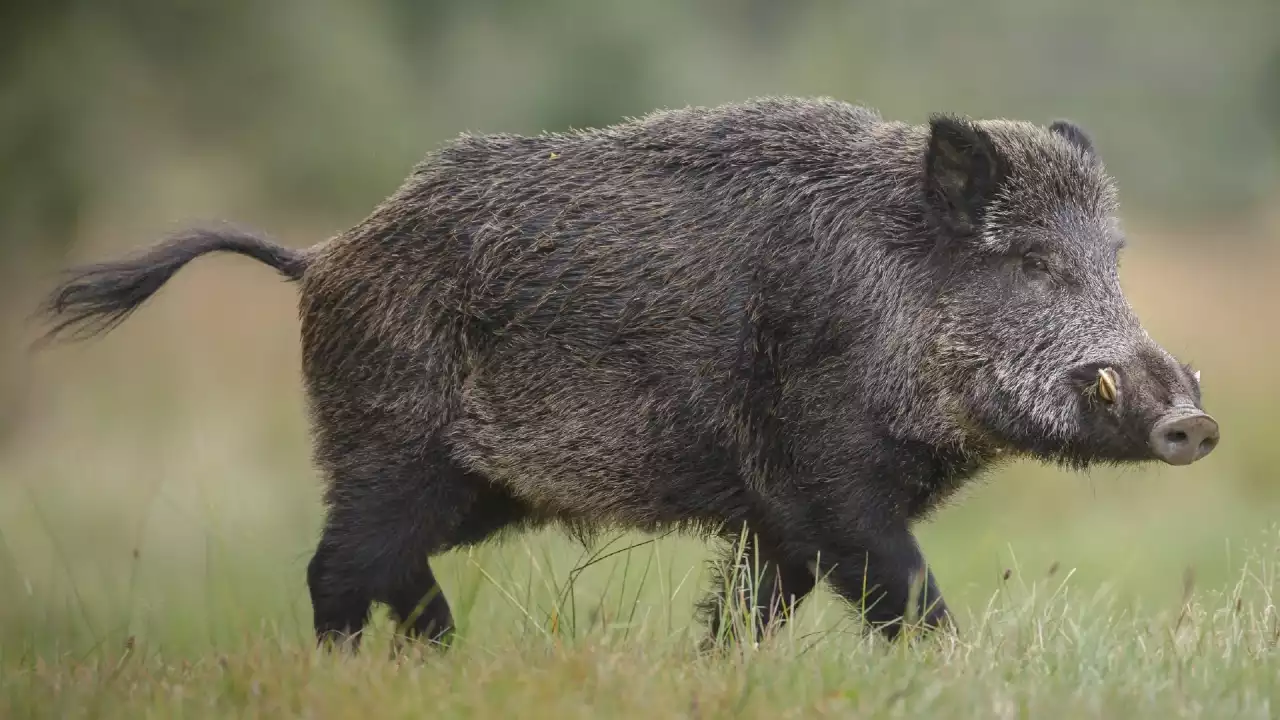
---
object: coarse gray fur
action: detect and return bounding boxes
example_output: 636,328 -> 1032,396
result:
38,96 -> 1217,650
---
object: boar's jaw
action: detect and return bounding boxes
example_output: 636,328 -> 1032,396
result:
1059,349 -> 1219,467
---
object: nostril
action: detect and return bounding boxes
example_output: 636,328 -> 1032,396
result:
1150,412 -> 1220,465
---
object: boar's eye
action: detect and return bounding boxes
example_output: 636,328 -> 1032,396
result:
1021,252 -> 1050,277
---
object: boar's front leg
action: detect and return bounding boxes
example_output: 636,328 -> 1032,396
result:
699,525 -> 818,648
818,524 -> 953,640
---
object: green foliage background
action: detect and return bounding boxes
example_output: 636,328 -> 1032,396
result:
1,7 -> 1279,715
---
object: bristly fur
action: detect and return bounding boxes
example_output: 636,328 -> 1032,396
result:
37,224 -> 308,345
36,97 -> 1210,650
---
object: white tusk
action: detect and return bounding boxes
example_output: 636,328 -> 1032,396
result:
1096,367 -> 1118,403
1193,370 -> 1201,383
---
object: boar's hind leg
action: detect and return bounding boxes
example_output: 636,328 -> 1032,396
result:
307,442 -> 529,651
307,528 -> 375,650
384,481 -> 531,649
699,527 -> 817,648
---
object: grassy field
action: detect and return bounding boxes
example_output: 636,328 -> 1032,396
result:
6,537 -> 1280,719
1,222 -> 1279,717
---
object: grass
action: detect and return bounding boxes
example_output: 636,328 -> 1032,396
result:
5,525 -> 1280,718
2,228 -> 1279,717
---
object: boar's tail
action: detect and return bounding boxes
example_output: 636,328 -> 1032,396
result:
36,224 -> 310,344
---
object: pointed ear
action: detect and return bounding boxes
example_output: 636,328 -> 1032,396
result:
924,114 -> 1005,234
1049,119 -> 1096,158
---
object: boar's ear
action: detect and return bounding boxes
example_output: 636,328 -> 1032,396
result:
924,114 -> 1005,235
1049,119 -> 1097,158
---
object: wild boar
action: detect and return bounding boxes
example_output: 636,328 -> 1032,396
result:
39,97 -> 1219,650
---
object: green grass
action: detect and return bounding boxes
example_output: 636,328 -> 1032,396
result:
5,459 -> 1280,720
5,520 -> 1280,719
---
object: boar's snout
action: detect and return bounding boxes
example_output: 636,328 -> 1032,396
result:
1149,409 -> 1219,466
1072,345 -> 1219,467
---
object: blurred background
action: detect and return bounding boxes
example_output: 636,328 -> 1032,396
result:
1,1 -> 1278,654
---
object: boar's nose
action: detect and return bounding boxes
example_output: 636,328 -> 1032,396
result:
1149,410 -> 1219,465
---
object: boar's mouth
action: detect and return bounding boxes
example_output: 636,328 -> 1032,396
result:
1067,360 -> 1220,466
1067,361 -> 1123,393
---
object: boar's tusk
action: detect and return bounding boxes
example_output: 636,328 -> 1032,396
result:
1096,367 -> 1118,404
1193,370 -> 1201,383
